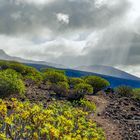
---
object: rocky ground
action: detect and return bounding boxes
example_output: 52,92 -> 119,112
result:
105,95 -> 140,140
87,94 -> 140,140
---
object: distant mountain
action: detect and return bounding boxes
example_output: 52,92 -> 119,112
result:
0,49 -> 12,60
74,65 -> 140,81
1,49 -> 140,87
0,49 -> 65,68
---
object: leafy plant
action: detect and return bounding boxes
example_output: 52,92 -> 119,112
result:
43,70 -> 68,84
0,69 -> 25,97
41,68 -> 65,75
0,98 -> 105,140
0,60 -> 43,84
80,99 -> 96,112
51,82 -> 70,97
56,81 -> 70,96
132,88 -> 140,100
68,83 -> 93,101
68,77 -> 84,88
115,85 -> 133,97
23,68 -> 43,84
74,83 -> 93,95
84,76 -> 110,94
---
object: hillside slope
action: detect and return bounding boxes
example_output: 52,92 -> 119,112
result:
74,65 -> 140,80
26,63 -> 140,88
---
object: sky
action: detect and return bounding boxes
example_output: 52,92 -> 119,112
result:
0,0 -> 140,76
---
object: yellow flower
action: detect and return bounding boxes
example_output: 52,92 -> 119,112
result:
21,111 -> 30,119
11,98 -> 17,101
0,133 -> 9,140
0,102 -> 7,117
50,127 -> 60,138
33,132 -> 39,140
63,135 -> 72,140
4,116 -> 13,125
75,134 -> 82,140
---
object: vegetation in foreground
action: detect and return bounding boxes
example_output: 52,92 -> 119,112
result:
0,61 -> 107,140
0,98 -> 105,140
0,60 -> 140,140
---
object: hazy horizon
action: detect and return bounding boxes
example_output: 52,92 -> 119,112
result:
0,0 -> 140,76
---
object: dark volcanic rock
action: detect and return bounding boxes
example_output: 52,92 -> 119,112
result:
104,96 -> 140,140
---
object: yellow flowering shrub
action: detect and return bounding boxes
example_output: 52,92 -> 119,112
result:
0,98 -> 105,140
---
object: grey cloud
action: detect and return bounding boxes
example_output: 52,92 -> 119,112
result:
41,24 -> 139,67
80,26 -> 140,66
1,0 -> 140,70
0,0 -> 130,36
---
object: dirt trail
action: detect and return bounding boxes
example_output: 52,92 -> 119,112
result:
86,95 -> 122,140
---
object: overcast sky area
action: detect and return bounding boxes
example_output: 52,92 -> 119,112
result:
0,0 -> 140,76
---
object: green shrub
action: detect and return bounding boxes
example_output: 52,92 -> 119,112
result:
43,70 -> 68,84
68,90 -> 84,101
0,61 -> 28,74
0,69 -> 25,97
68,83 -> 93,101
74,83 -> 93,95
68,77 -> 84,88
8,62 -> 27,74
80,99 -> 96,112
56,82 -> 70,96
132,88 -> 140,100
84,76 -> 110,93
41,68 -> 65,75
115,85 -> 133,97
0,60 -> 43,84
23,68 -> 43,84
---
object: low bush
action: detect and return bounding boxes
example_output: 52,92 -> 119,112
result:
52,82 -> 70,97
68,77 -> 84,88
84,76 -> 110,94
0,98 -> 105,140
74,83 -> 93,95
132,88 -> 140,100
68,83 -> 93,101
68,90 -> 84,101
0,61 -> 29,75
23,68 -> 43,84
41,68 -> 66,75
0,60 -> 43,84
0,69 -> 25,97
115,85 -> 133,97
80,99 -> 96,112
43,70 -> 68,84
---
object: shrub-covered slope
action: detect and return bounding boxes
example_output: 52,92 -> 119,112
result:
0,60 -> 140,140
26,63 -> 140,88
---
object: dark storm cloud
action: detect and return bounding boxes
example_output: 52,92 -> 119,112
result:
0,0 -> 130,35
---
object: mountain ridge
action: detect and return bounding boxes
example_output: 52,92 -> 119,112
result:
0,49 -> 139,81
0,49 -> 65,68
74,65 -> 140,80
